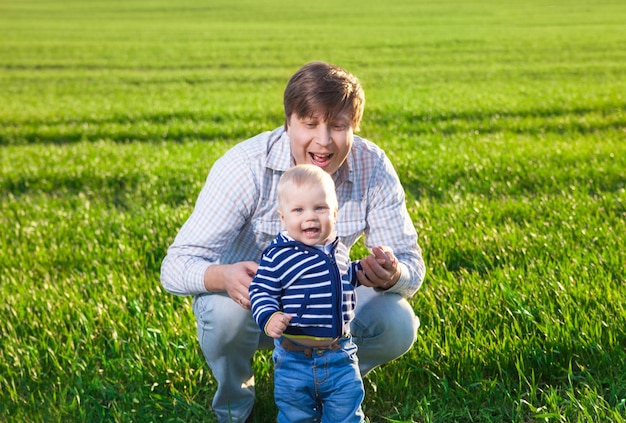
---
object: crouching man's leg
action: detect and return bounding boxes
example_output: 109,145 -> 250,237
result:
193,293 -> 261,423
351,286 -> 420,376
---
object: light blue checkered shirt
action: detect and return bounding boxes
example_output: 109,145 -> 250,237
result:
161,127 -> 425,298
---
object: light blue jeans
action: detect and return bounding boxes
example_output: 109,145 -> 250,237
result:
192,286 -> 420,423
273,336 -> 364,423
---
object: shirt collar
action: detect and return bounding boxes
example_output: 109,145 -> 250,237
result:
332,155 -> 352,188
266,127 -> 292,171
281,232 -> 339,252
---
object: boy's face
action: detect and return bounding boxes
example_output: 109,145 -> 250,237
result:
278,182 -> 338,246
287,112 -> 353,176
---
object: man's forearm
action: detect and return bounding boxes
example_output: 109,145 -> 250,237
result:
160,251 -> 212,296
203,264 -> 228,292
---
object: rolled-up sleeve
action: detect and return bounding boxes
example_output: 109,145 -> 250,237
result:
364,153 -> 426,298
160,148 -> 259,296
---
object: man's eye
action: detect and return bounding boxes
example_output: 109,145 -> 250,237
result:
301,118 -> 318,126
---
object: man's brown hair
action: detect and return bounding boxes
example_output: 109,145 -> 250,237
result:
283,61 -> 365,131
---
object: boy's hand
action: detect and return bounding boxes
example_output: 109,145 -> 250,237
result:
265,313 -> 292,338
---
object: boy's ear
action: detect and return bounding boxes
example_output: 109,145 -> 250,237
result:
278,210 -> 285,225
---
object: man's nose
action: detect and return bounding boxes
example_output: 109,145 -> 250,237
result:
315,125 -> 332,145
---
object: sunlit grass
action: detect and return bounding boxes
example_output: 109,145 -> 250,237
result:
1,0 -> 625,421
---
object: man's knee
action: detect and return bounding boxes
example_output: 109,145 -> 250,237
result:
193,293 -> 258,357
384,296 -> 420,356
352,292 -> 420,359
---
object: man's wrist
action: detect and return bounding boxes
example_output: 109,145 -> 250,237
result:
204,264 -> 226,292
377,262 -> 411,295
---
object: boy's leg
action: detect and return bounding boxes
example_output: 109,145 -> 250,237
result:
273,345 -> 322,423
319,339 -> 366,423
351,286 -> 420,376
193,293 -> 261,423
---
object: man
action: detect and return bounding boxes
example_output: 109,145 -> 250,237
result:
161,61 -> 426,422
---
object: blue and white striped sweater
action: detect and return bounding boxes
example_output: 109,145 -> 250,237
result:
250,233 -> 361,339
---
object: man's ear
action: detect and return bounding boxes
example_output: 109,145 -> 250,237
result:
284,113 -> 292,133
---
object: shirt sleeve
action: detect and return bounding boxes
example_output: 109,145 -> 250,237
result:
364,153 -> 426,298
160,146 -> 259,296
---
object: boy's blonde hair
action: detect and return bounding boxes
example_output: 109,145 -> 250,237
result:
277,165 -> 338,211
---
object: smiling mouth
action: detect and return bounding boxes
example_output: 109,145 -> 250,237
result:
303,227 -> 320,236
310,153 -> 332,166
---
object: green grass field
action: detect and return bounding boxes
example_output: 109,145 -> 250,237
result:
1,0 -> 625,421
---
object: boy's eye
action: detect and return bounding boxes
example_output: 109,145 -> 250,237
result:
293,207 -> 303,213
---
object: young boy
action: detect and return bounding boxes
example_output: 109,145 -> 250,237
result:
249,164 -> 366,423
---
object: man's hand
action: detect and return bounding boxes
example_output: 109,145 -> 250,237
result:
205,261 -> 258,309
265,313 -> 292,338
357,246 -> 401,290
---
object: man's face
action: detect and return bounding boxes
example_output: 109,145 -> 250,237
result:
286,112 -> 353,176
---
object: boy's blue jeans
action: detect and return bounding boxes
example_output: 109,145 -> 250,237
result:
273,336 -> 365,423
193,286 -> 420,423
